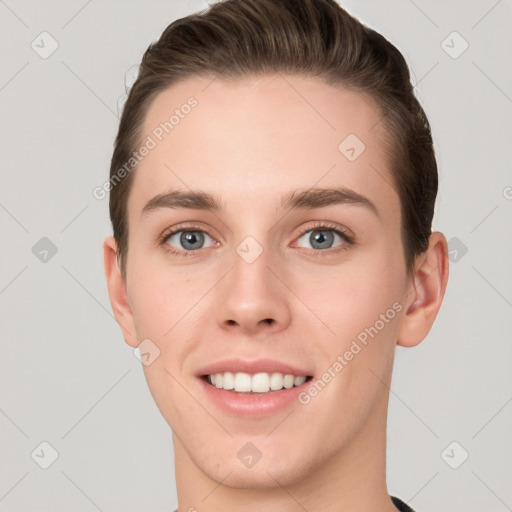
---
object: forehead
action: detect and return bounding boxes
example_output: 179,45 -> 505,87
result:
128,73 -> 398,222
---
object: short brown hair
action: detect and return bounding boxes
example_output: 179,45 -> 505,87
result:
109,0 -> 438,280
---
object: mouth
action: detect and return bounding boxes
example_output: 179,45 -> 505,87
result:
195,358 -> 315,416
200,372 -> 314,394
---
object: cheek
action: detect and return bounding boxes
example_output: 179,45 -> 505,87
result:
302,256 -> 403,335
303,254 -> 405,384
127,264 -> 212,368
302,273 -> 401,436
127,265 -> 180,341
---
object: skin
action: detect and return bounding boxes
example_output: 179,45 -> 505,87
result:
104,74 -> 449,512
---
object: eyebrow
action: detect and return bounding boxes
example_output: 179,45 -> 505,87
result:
141,186 -> 380,219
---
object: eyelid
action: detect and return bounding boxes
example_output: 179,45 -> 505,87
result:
158,220 -> 354,257
159,221 -> 352,243
294,220 -> 354,243
159,222 -> 217,242
159,222 -> 217,247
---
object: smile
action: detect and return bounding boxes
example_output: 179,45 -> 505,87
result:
203,372 -> 313,393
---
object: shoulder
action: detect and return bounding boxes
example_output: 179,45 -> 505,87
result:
391,495 -> 417,512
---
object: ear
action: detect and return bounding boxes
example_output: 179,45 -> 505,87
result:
397,231 -> 450,347
103,236 -> 138,348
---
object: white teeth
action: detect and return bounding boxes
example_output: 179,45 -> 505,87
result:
205,371 -> 309,393
234,372 -> 252,392
294,375 -> 306,386
269,372 -> 284,390
222,371 -> 235,390
251,372 -> 270,393
283,374 -> 294,389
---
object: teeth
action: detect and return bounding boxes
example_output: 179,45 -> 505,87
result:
269,372 -> 282,390
235,372 -> 253,392
294,375 -> 307,386
251,372 -> 270,392
206,372 -> 308,393
222,372 -> 235,390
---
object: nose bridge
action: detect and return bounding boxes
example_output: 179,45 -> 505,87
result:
227,212 -> 276,283
215,230 -> 291,332
230,233 -> 275,300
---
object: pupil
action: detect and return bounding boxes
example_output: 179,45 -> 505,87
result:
182,231 -> 203,249
312,230 -> 333,249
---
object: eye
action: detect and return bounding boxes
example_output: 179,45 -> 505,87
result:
160,226 -> 216,257
293,222 -> 353,253
158,221 -> 354,259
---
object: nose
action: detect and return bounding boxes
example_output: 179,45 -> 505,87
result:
215,245 -> 292,336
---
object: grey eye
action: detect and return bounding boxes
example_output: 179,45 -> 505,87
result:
167,230 -> 214,251
296,229 -> 344,250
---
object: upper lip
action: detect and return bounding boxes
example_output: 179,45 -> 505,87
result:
196,358 -> 313,377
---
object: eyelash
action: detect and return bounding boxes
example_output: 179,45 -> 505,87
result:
158,221 -> 354,259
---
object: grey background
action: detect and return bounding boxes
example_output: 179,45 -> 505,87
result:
0,0 -> 511,511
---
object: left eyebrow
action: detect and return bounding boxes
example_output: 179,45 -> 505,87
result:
141,186 -> 380,219
281,186 -> 380,219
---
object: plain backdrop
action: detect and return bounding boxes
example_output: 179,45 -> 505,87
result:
1,1 -> 511,511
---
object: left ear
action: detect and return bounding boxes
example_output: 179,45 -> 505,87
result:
397,231 -> 450,347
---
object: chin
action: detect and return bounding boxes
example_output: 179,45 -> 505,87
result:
203,459 -> 308,490
192,438 -> 319,490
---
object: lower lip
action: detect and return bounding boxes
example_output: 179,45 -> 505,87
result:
198,377 -> 313,418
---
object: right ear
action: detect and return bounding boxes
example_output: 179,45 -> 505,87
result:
103,236 -> 138,348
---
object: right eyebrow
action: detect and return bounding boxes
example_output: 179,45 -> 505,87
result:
141,190 -> 222,217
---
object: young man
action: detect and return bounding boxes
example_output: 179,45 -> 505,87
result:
103,1 -> 449,510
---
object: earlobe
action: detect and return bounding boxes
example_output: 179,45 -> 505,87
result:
397,232 -> 449,348
103,236 -> 139,348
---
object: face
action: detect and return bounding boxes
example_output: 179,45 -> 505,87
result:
120,74 -> 412,488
